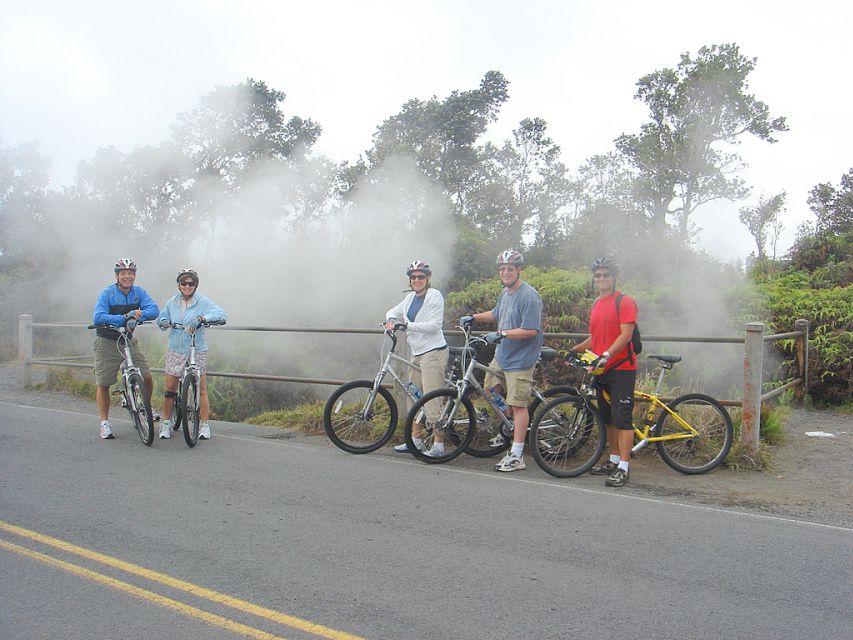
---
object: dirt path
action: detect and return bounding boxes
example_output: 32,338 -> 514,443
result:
2,362 -> 851,528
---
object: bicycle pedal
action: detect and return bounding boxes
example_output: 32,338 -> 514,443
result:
111,389 -> 123,396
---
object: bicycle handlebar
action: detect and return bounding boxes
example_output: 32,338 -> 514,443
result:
163,319 -> 227,329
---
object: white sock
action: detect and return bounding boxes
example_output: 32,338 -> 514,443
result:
412,437 -> 423,447
609,454 -> 621,465
101,420 -> 109,426
618,460 -> 629,472
511,442 -> 524,457
432,442 -> 444,451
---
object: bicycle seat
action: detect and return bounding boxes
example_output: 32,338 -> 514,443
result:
539,347 -> 557,362
647,354 -> 682,364
449,346 -> 475,358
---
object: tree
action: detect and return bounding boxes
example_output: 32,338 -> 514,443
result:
364,71 -> 509,213
806,168 -> 853,236
171,78 -> 321,189
615,43 -> 788,240
474,118 -> 574,259
0,141 -> 50,259
738,192 -> 786,260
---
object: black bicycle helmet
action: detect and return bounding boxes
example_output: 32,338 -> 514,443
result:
591,257 -> 618,273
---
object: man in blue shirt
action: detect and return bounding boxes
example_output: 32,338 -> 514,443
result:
92,258 -> 159,439
461,250 -> 543,472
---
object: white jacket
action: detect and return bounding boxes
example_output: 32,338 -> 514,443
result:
385,287 -> 447,356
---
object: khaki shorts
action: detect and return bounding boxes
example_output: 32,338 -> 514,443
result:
483,360 -> 535,407
94,335 -> 151,387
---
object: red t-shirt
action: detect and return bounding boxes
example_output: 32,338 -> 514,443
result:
589,291 -> 638,371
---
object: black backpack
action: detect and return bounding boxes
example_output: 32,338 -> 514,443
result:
594,293 -> 642,366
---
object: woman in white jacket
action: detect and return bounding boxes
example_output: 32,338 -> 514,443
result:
384,260 -> 448,455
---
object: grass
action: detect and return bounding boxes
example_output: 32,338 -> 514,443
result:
245,400 -> 326,434
39,369 -> 98,400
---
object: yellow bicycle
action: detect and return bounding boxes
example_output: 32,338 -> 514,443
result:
530,353 -> 734,477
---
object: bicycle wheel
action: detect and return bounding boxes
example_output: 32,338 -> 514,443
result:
464,385 -> 578,458
172,393 -> 184,433
527,385 -> 578,422
464,394 -> 512,457
127,373 -> 154,446
404,388 -> 475,464
530,395 -> 605,477
323,380 -> 397,454
181,374 -> 200,447
655,393 -> 733,474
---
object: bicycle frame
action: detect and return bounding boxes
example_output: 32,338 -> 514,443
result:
449,326 -> 553,433
360,328 -> 422,415
582,357 -> 702,453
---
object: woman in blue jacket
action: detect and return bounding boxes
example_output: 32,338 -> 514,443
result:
156,269 -> 226,440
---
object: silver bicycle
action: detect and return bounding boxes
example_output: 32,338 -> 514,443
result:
88,320 -> 155,446
323,324 -> 427,454
163,319 -> 226,447
402,323 -> 576,464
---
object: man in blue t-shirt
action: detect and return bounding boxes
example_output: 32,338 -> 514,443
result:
460,249 -> 543,472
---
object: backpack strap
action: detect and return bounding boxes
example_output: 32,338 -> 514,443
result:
609,293 -> 635,368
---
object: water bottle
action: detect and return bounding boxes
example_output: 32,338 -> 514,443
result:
406,382 -> 423,399
489,388 -> 508,413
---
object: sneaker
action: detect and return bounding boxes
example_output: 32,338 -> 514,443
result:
487,433 -> 507,448
158,420 -> 173,439
99,421 -> 115,439
394,439 -> 423,453
424,446 -> 445,458
606,468 -> 629,487
151,409 -> 161,422
590,460 -> 618,475
199,423 -> 211,440
494,453 -> 526,472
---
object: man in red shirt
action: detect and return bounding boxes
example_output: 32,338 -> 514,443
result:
571,257 -> 638,487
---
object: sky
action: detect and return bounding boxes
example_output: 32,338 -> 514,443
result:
2,0 -> 852,262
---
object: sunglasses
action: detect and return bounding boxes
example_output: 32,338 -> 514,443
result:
593,272 -> 613,279
179,281 -> 197,287
410,275 -> 427,281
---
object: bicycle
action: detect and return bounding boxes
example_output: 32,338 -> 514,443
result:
323,324 -> 430,454
530,352 -> 734,477
162,318 -> 226,447
402,323 -> 576,464
88,320 -> 155,446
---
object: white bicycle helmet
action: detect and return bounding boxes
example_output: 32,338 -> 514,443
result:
114,258 -> 137,273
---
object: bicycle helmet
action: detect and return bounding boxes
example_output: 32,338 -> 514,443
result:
496,249 -> 524,267
114,258 -> 137,273
176,268 -> 199,285
591,257 -> 618,273
406,260 -> 431,276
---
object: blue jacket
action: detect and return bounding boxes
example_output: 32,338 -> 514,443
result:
93,284 -> 160,339
157,293 -> 226,354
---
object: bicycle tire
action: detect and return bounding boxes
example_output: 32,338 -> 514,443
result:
127,373 -> 154,446
323,380 -> 397,454
464,384 -> 579,458
655,393 -> 733,474
173,394 -> 184,433
403,388 -> 475,464
181,374 -> 200,447
529,394 -> 605,477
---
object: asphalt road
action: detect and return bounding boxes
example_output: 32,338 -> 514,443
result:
1,400 -> 851,640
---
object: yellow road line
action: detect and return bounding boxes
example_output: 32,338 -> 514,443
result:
0,520 -> 364,640
0,538 -> 288,640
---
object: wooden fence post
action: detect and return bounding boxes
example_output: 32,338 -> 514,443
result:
794,318 -> 809,404
17,314 -> 33,388
742,322 -> 764,453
